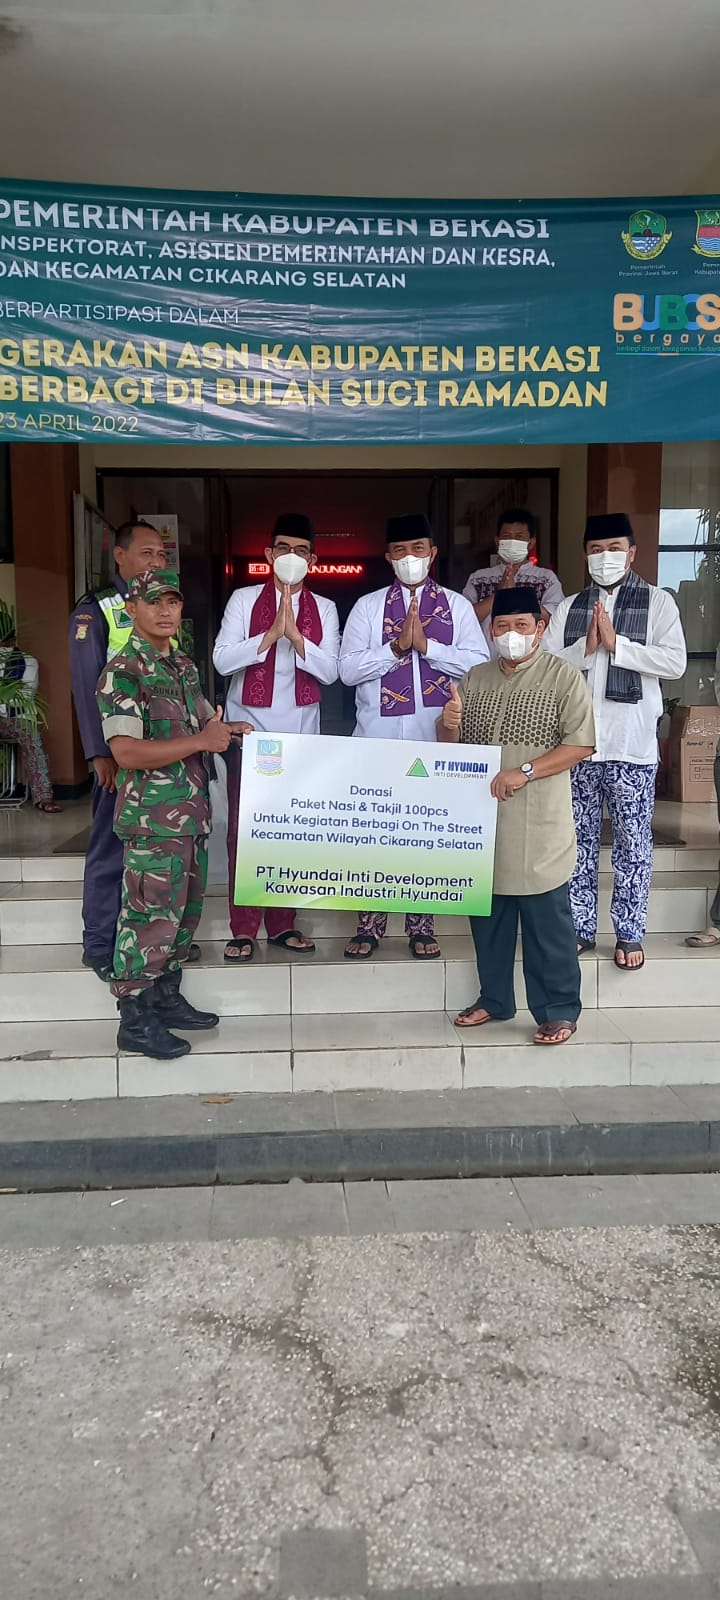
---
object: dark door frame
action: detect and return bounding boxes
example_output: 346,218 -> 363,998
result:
97,463 -> 560,589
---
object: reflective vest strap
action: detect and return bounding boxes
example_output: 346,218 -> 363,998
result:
98,592 -> 133,661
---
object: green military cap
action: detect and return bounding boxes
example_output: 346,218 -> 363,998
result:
128,568 -> 183,603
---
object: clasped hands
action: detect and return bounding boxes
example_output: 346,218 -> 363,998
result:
586,600 -> 616,655
266,583 -> 304,650
395,596 -> 428,656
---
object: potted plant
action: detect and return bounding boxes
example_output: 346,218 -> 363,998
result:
0,600 -> 47,731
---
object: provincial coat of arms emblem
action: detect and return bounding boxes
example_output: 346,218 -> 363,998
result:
621,209 -> 672,261
693,208 -> 720,258
255,738 -> 283,776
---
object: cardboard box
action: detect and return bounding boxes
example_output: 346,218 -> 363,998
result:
668,705 -> 720,803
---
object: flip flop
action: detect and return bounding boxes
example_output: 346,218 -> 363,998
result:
268,930 -> 316,953
344,935 -> 379,960
454,1002 -> 513,1028
224,939 -> 255,963
614,941 -> 645,971
408,934 -> 442,960
577,939 -> 596,954
534,1020 -> 577,1045
685,928 -> 720,948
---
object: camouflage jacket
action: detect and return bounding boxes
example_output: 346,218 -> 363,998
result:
96,632 -> 214,839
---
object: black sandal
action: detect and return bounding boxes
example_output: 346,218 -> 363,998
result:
344,935 -> 379,960
224,939 -> 255,963
614,941 -> 645,971
577,939 -> 596,954
267,930 -> 316,954
408,934 -> 442,960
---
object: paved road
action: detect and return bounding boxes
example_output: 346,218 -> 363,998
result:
3,1179 -> 720,1599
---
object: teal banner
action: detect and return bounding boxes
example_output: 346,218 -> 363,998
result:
0,180 -> 719,445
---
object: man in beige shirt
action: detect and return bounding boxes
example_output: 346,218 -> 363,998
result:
438,586 -> 595,1045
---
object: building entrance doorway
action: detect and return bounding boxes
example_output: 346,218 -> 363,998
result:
97,464 -> 559,724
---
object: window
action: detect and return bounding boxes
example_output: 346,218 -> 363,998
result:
659,442 -> 720,705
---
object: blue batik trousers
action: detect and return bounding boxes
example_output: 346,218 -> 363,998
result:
570,760 -> 657,945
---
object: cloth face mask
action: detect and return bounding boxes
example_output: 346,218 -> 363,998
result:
497,539 -> 529,566
495,629 -> 537,662
273,552 -> 309,585
392,554 -> 431,586
587,552 -> 628,589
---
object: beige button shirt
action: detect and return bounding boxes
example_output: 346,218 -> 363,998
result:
456,650 -> 596,896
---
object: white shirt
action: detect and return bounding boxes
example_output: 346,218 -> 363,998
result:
213,583 -> 340,733
542,583 -> 687,765
339,580 -> 488,740
464,561 -> 565,647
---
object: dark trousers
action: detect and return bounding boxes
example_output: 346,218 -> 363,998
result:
81,778 -> 123,959
711,747 -> 720,930
469,882 -> 582,1026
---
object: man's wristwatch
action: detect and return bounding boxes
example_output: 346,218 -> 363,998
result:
390,640 -> 409,659
520,762 -> 536,782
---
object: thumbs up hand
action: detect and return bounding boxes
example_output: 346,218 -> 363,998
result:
442,682 -> 463,732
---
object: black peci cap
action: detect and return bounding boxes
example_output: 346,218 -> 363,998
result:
271,513 -> 315,544
583,512 -> 635,546
386,513 -> 433,544
491,586 -> 542,620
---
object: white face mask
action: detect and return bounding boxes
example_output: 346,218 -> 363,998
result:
273,551 -> 309,586
392,554 -> 431,587
587,551 -> 628,589
497,538 -> 529,566
494,629 -> 537,662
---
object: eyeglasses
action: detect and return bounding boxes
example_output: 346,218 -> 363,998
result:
272,543 -> 313,559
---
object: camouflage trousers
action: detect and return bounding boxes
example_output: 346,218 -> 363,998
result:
111,834 -> 208,999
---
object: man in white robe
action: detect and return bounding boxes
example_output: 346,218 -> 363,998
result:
213,513 -> 340,962
339,513 -> 487,960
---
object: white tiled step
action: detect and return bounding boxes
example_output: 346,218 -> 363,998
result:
0,938 -> 597,1020
2,932 -> 720,1021
1,844 -> 715,884
0,872 -> 714,944
2,1007 -> 720,1101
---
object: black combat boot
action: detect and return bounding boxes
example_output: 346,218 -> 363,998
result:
116,988 -> 192,1060
154,968 -> 219,1031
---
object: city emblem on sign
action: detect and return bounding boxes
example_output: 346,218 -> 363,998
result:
693,209 -> 720,258
255,738 -> 283,776
621,209 -> 672,261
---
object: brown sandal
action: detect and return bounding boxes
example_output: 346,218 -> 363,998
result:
454,1002 -> 513,1028
534,1020 -> 577,1045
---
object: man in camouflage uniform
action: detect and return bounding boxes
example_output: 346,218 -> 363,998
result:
96,569 -> 251,1061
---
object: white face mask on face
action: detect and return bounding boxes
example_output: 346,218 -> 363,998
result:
497,538 -> 529,566
494,629 -> 537,662
392,554 -> 431,587
273,551 -> 309,586
587,551 -> 628,589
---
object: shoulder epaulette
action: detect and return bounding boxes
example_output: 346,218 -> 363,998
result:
77,584 -> 120,606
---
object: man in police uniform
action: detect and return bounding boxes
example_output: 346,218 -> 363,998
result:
96,570 -> 252,1061
69,520 -> 199,979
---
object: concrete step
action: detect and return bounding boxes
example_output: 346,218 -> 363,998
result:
2,1006 -> 720,1103
1,933 -> 719,1022
4,1085 -> 720,1191
0,871 -> 715,944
